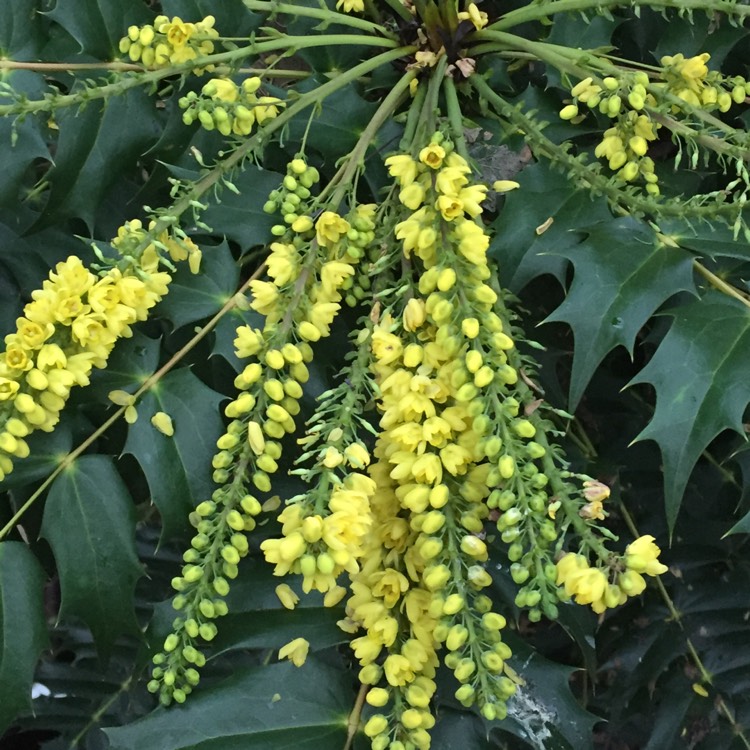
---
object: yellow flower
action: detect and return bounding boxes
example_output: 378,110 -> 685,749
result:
403,298 -> 426,331
458,3 -> 489,29
278,637 -> 309,666
493,180 -> 520,193
625,535 -> 668,576
419,143 -> 446,170
275,583 -> 300,610
0,377 -> 20,401
315,211 -> 350,248
336,0 -> 364,12
384,154 -> 418,187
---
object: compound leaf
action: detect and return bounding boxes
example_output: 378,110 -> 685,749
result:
630,293 -> 750,532
40,455 -> 143,658
545,220 -> 696,409
0,542 -> 49,736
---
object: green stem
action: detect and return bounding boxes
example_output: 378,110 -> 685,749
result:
400,80 -> 427,149
381,0 -> 413,22
442,75 -> 469,161
490,0 -> 750,32
470,73 -> 748,224
243,0 -> 396,37
327,67 -> 418,206
0,34 -> 399,118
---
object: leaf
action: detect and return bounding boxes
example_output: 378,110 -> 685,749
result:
488,161 -> 612,292
103,658 -> 351,750
0,0 -> 46,57
122,369 -> 225,541
0,422 -> 72,490
40,455 -> 143,658
201,166 -> 282,251
545,219 -> 696,409
492,636 -> 599,750
45,0 -> 151,59
629,293 -> 750,532
158,240 -> 239,329
0,542 -> 49,736
86,331 -> 161,401
0,72 -> 50,208
34,88 -> 162,229
210,308 -> 262,371
161,0 -> 262,36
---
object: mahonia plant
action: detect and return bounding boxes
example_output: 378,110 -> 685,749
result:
2,0 -> 750,748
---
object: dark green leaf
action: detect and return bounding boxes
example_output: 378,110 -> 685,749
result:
488,162 -> 612,292
34,88 -> 162,229
202,166 -> 281,251
0,423 -> 72,490
545,220 -> 696,409
0,0 -> 45,57
162,0 -> 262,36
0,542 -> 49,735
158,240 -> 239,329
0,71 -> 50,208
86,331 -> 161,401
123,369 -> 225,540
103,658 -> 352,750
45,0 -> 151,59
40,455 -> 143,657
630,293 -> 750,532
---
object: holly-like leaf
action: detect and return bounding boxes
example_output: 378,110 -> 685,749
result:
630,293 -> 750,532
40,455 -> 143,658
103,658 -> 352,750
0,0 -> 46,57
202,166 -> 282,252
123,369 -> 225,541
545,220 -> 696,409
0,72 -> 50,209
45,0 -> 151,59
488,161 -> 612,292
158,240 -> 239,329
0,542 -> 49,736
34,88 -> 162,229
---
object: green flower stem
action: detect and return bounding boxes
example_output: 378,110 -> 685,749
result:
139,45 -> 415,256
0,269 -> 263,542
489,0 -> 750,32
442,76 -> 469,161
469,73 -> 748,224
400,80 -> 428,149
0,59 -> 310,79
618,502 -> 750,750
326,67 -> 418,206
0,34 -> 400,118
414,55 -> 449,148
380,0 -> 414,22
243,0 -> 397,37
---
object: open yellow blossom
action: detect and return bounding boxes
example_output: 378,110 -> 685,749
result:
278,637 -> 309,667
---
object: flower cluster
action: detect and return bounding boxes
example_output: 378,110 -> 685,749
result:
119,15 -> 218,71
556,535 -> 668,614
0,248 -> 171,483
149,158 -> 371,702
111,219 -> 202,274
560,56 -> 750,193
179,77 -> 284,136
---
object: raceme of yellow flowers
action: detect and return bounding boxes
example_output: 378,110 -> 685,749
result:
138,135 -> 668,748
560,53 -> 750,192
0,225 -> 200,483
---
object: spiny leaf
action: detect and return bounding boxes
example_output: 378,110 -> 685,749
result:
629,293 -> 750,532
201,166 -> 282,252
45,0 -> 151,59
545,219 -> 696,409
40,455 -> 143,658
122,369 -> 225,541
157,240 -> 239,329
0,0 -> 46,57
0,542 -> 49,736
33,88 -> 162,230
488,161 -> 611,292
103,658 -> 352,750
